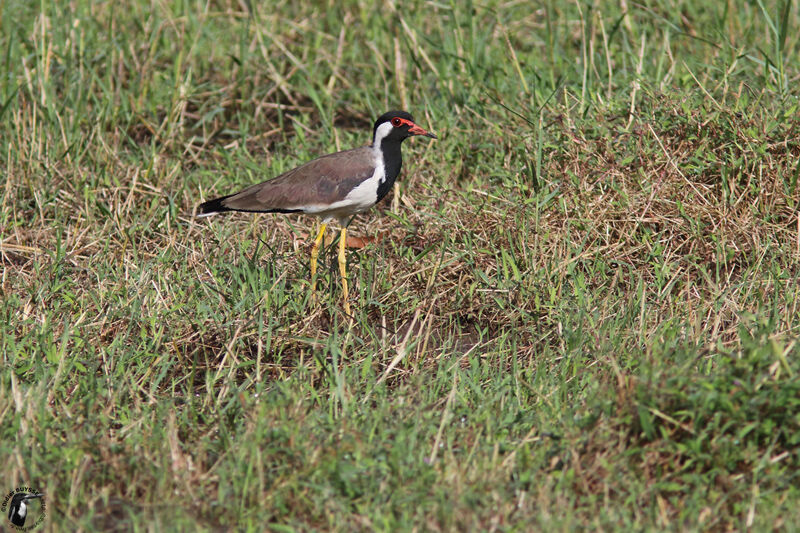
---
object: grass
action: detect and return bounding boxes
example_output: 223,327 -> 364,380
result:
2,0 -> 800,530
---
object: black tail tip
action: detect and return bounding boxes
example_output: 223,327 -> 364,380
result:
197,197 -> 230,217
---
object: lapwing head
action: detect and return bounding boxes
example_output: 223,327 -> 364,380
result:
372,110 -> 437,146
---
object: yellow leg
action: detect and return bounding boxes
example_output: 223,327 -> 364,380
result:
310,223 -> 327,296
338,227 -> 351,315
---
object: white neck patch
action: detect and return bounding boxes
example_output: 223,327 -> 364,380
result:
372,121 -> 394,150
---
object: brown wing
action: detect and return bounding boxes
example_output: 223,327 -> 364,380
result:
219,146 -> 376,212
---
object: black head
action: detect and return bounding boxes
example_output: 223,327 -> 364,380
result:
372,110 -> 437,145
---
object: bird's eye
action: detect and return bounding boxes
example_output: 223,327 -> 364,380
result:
391,118 -> 402,127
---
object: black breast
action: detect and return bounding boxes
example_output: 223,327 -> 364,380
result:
376,141 -> 403,203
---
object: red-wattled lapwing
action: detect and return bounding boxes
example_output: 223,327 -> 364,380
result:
197,110 -> 436,315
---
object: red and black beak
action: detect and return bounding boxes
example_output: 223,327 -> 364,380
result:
408,122 -> 437,139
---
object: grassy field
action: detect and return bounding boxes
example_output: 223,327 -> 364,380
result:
3,0 -> 800,530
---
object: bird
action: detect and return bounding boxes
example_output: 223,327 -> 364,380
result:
8,492 -> 42,527
197,110 -> 437,315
